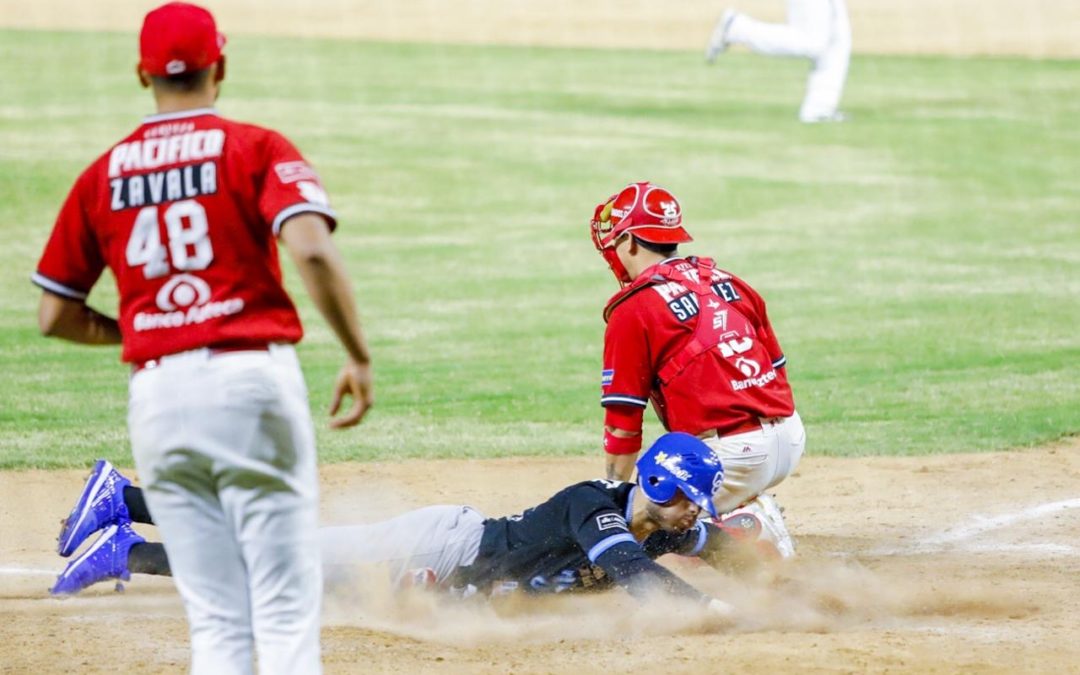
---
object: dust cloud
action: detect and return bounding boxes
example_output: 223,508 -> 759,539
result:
319,553 -> 1028,646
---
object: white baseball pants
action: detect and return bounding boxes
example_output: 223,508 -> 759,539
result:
320,505 -> 485,587
727,0 -> 851,121
128,345 -> 322,675
703,411 -> 805,514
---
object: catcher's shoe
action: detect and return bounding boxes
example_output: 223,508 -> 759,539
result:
50,523 -> 145,595
717,493 -> 796,560
397,567 -> 437,591
705,9 -> 737,63
57,459 -> 132,557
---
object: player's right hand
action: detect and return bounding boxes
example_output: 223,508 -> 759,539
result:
328,358 -> 373,429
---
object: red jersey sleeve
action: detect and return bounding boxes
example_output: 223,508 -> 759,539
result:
258,131 -> 337,236
601,301 -> 654,412
33,170 -> 106,300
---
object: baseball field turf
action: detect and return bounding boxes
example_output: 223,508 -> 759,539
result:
0,29 -> 1077,469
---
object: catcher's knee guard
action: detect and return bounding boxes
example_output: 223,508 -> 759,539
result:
715,494 -> 795,560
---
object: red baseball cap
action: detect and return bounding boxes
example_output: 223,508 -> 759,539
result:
139,2 -> 226,77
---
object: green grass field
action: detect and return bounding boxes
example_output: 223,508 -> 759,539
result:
1,29 -> 1077,469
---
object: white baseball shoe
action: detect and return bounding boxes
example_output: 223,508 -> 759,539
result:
721,493 -> 796,559
397,567 -> 437,591
705,10 -> 737,63
801,111 -> 849,124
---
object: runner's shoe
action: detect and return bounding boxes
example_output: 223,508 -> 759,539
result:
50,523 -> 145,595
57,459 -> 132,557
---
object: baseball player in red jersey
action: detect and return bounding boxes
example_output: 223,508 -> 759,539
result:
589,181 -> 805,558
33,3 -> 372,672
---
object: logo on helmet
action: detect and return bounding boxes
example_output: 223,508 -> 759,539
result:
711,470 -> 724,497
653,450 -> 692,481
656,198 -> 680,225
640,187 -> 682,227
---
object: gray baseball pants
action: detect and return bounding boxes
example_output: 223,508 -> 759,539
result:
319,505 -> 486,586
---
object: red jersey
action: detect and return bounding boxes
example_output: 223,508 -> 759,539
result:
33,108 -> 336,363
601,257 -> 795,436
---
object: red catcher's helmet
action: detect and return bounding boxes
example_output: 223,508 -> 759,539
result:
590,182 -> 693,284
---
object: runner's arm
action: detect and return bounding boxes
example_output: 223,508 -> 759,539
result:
593,541 -> 708,602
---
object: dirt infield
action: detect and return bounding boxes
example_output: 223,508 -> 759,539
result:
2,0 -> 1078,57
2,438 -> 1078,673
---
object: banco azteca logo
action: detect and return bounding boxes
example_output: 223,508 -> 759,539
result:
734,356 -> 761,378
155,273 -> 211,311
135,273 -> 245,332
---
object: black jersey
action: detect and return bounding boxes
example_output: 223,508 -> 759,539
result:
452,480 -> 710,598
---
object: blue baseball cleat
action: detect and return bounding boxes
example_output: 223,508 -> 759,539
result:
57,459 -> 132,557
50,523 -> 145,596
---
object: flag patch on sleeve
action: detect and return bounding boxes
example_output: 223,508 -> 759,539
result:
274,160 -> 319,184
596,513 -> 628,531
601,369 -> 614,386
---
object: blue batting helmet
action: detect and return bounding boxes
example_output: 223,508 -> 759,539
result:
637,432 -> 724,518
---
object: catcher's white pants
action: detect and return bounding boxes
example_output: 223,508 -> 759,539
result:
320,505 -> 485,587
128,345 -> 322,675
703,411 -> 805,515
727,0 -> 851,121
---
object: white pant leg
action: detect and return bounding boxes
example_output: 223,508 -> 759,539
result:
223,482 -> 321,675
136,459 -> 255,675
129,345 -> 322,675
704,411 -> 806,515
800,0 -> 851,121
220,346 -> 321,675
727,0 -> 831,58
320,505 -> 485,586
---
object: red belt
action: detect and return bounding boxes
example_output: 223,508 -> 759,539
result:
698,416 -> 785,440
132,343 -> 271,374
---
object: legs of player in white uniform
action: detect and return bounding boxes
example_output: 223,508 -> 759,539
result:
703,411 -> 805,514
800,0 -> 851,122
129,345 -> 321,675
320,505 -> 486,587
716,0 -> 851,122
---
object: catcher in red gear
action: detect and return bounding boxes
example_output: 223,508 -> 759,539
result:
590,182 -> 806,558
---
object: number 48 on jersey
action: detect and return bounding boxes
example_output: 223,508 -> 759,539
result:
126,199 -> 213,279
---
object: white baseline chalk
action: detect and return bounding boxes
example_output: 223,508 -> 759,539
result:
866,497 -> 1080,557
0,566 -> 56,576
923,498 -> 1080,545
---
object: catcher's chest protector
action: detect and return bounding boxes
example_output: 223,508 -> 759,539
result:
606,257 -> 757,385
